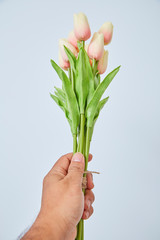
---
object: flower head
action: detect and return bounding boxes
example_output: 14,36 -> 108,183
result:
98,22 -> 113,45
87,32 -> 104,60
58,51 -> 70,70
68,30 -> 78,49
59,39 -> 78,62
74,12 -> 91,41
97,50 -> 108,74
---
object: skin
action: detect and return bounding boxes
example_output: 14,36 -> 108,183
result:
21,152 -> 95,240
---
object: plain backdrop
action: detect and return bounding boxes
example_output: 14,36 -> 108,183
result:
0,0 -> 160,239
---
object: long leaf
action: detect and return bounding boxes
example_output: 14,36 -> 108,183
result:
50,59 -> 80,135
86,66 -> 120,127
64,46 -> 76,72
75,48 -> 91,114
84,50 -> 94,105
50,93 -> 72,129
54,87 -> 66,102
90,96 -> 109,141
94,96 -> 109,121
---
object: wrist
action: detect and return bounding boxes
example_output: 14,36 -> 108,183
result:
34,211 -> 66,240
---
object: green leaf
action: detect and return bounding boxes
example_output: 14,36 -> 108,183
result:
75,48 -> 94,114
50,59 -> 80,135
54,87 -> 66,102
89,96 -> 109,141
50,93 -> 72,129
84,50 -> 94,105
75,48 -> 89,114
86,66 -> 120,127
94,73 -> 100,89
63,46 -> 76,72
94,96 -> 109,121
50,93 -> 65,112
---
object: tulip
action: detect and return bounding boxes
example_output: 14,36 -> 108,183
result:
97,50 -> 108,74
68,30 -> 78,48
73,12 -> 91,41
98,22 -> 113,45
87,32 -> 104,60
58,51 -> 70,70
59,39 -> 78,62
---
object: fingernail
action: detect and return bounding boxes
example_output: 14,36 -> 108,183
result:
72,152 -> 84,163
86,211 -> 89,218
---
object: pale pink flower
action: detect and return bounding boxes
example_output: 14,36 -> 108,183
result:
68,30 -> 78,48
59,39 -> 78,62
97,50 -> 108,74
73,12 -> 91,41
98,22 -> 113,45
59,51 -> 70,70
87,32 -> 104,60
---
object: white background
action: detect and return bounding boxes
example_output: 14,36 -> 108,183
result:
0,0 -> 160,239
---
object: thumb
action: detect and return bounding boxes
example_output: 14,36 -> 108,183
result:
67,152 -> 85,186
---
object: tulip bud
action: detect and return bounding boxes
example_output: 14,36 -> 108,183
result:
87,32 -> 104,60
68,30 -> 78,48
59,39 -> 78,62
59,51 -> 70,70
97,50 -> 108,74
73,12 -> 91,41
98,22 -> 113,45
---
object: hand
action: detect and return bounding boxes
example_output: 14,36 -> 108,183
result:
21,152 -> 95,240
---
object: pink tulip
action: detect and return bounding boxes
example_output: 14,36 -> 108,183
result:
73,12 -> 91,41
87,32 -> 104,60
97,50 -> 108,74
68,30 -> 78,48
58,51 -> 70,70
59,39 -> 78,62
98,22 -> 113,45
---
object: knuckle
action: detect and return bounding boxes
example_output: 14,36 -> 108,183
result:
90,206 -> 94,215
43,175 -> 48,186
43,174 -> 51,186
70,163 -> 84,173
86,190 -> 95,202
91,191 -> 95,202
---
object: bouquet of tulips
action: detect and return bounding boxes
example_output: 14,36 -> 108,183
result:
50,12 -> 120,240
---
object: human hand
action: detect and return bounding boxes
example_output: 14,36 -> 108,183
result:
22,152 -> 95,240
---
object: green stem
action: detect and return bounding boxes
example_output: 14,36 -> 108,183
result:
85,127 -> 91,171
76,114 -> 85,240
78,114 -> 85,152
92,59 -> 98,76
76,118 -> 92,240
77,219 -> 82,240
82,220 -> 84,240
73,134 -> 77,154
81,127 -> 91,240
82,40 -> 85,48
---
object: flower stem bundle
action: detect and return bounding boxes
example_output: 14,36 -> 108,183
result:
50,12 -> 120,240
